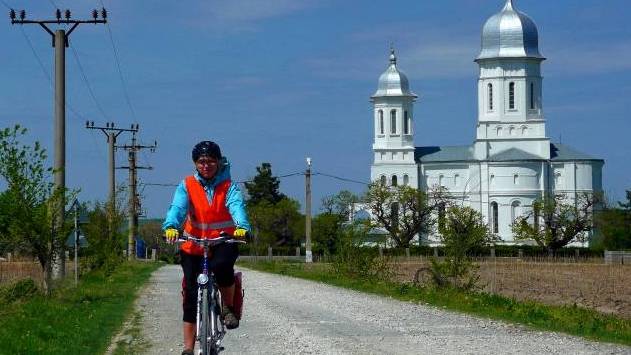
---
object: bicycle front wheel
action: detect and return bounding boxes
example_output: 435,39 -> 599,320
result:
200,287 -> 210,355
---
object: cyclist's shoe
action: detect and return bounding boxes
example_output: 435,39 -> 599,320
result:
223,307 -> 239,329
181,349 -> 194,355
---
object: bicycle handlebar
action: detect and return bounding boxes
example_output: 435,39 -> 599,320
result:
175,232 -> 247,246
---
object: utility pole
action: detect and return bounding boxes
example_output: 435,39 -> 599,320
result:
305,157 -> 313,263
118,126 -> 157,260
10,8 -> 107,280
72,199 -> 79,286
85,121 -> 137,208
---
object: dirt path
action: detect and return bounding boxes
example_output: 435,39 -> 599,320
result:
131,264 -> 630,354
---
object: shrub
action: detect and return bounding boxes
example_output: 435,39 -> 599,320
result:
332,225 -> 392,281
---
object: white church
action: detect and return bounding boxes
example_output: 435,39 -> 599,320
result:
369,0 -> 604,243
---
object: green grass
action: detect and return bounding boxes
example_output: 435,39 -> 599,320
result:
0,261 -> 161,354
239,260 -> 631,346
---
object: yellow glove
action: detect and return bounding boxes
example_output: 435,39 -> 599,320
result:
233,228 -> 248,239
165,228 -> 179,244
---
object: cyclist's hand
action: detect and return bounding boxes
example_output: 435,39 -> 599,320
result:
233,228 -> 248,239
165,228 -> 179,244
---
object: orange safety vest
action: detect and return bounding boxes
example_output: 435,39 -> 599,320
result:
181,175 -> 236,255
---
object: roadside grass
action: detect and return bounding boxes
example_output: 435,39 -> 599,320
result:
0,261 -> 161,354
238,260 -> 631,346
112,311 -> 149,355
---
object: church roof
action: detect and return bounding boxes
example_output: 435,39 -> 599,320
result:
550,143 -> 602,161
415,145 -> 474,163
489,147 -> 542,161
372,48 -> 417,98
414,143 -> 602,163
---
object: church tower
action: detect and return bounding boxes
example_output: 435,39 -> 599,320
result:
370,48 -> 418,188
473,0 -> 550,160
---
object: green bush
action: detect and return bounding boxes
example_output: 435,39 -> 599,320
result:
332,226 -> 392,281
0,278 -> 40,304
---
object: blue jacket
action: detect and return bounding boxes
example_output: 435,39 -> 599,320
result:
162,158 -> 251,232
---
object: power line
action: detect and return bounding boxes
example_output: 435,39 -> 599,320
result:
313,172 -> 369,185
70,45 -> 109,120
98,0 -> 137,123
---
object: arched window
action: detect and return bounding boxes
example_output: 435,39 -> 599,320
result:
404,111 -> 409,134
488,83 -> 493,111
391,175 -> 398,187
530,83 -> 535,109
490,174 -> 495,185
378,110 -> 384,134
497,127 -> 503,136
490,202 -> 499,233
509,82 -> 515,110
380,175 -> 386,185
514,174 -> 519,185
439,174 -> 444,187
390,110 -> 397,134
403,174 -> 409,186
509,126 -> 515,136
454,174 -> 459,186
521,126 -> 528,135
511,201 -> 521,223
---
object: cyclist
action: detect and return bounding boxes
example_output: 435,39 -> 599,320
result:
163,141 -> 250,355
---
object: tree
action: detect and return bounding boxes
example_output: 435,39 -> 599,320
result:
314,190 -> 361,255
512,193 -> 600,253
431,205 -> 496,289
244,163 -> 286,205
594,190 -> 631,250
247,198 -> 303,248
0,125 -> 71,292
82,200 -> 126,272
364,182 -> 446,248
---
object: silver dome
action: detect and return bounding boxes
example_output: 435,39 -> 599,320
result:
476,0 -> 544,61
372,49 -> 417,98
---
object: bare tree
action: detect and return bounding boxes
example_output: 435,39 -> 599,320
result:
512,193 -> 601,253
364,182 -> 447,248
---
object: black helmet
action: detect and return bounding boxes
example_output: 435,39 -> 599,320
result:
192,141 -> 222,162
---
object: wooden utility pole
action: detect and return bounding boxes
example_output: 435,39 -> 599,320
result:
118,127 -> 157,260
305,157 -> 313,263
10,8 -> 107,279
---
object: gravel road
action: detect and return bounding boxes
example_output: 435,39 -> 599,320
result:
134,264 -> 630,355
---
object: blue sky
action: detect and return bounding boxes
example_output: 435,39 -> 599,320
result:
0,0 -> 629,218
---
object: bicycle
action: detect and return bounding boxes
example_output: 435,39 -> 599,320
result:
176,232 -> 246,355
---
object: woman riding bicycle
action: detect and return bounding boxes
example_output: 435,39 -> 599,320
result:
163,141 -> 250,355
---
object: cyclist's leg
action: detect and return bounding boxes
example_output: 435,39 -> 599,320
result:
209,243 -> 239,328
180,251 -> 203,351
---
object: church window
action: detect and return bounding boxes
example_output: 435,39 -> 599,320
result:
391,175 -> 398,187
439,174 -> 444,187
514,174 -> 519,185
511,201 -> 521,223
378,110 -> 384,134
491,202 -> 499,233
509,126 -> 515,136
380,175 -> 386,185
530,83 -> 535,109
490,174 -> 495,185
521,126 -> 528,135
404,111 -> 409,134
497,127 -> 503,136
509,82 -> 515,110
403,174 -> 409,186
454,174 -> 459,186
488,83 -> 493,111
390,110 -> 397,134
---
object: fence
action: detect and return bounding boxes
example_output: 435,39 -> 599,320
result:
604,251 -> 631,264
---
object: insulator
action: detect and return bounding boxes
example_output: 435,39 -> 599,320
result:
9,9 -> 15,20
19,10 -> 25,20
92,9 -> 98,20
101,8 -> 107,19
85,120 -> 89,127
64,9 -> 71,19
56,9 -> 61,20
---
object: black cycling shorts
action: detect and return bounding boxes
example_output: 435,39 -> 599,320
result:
180,243 -> 239,323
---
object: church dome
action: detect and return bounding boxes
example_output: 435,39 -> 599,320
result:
476,0 -> 544,61
372,49 -> 417,98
